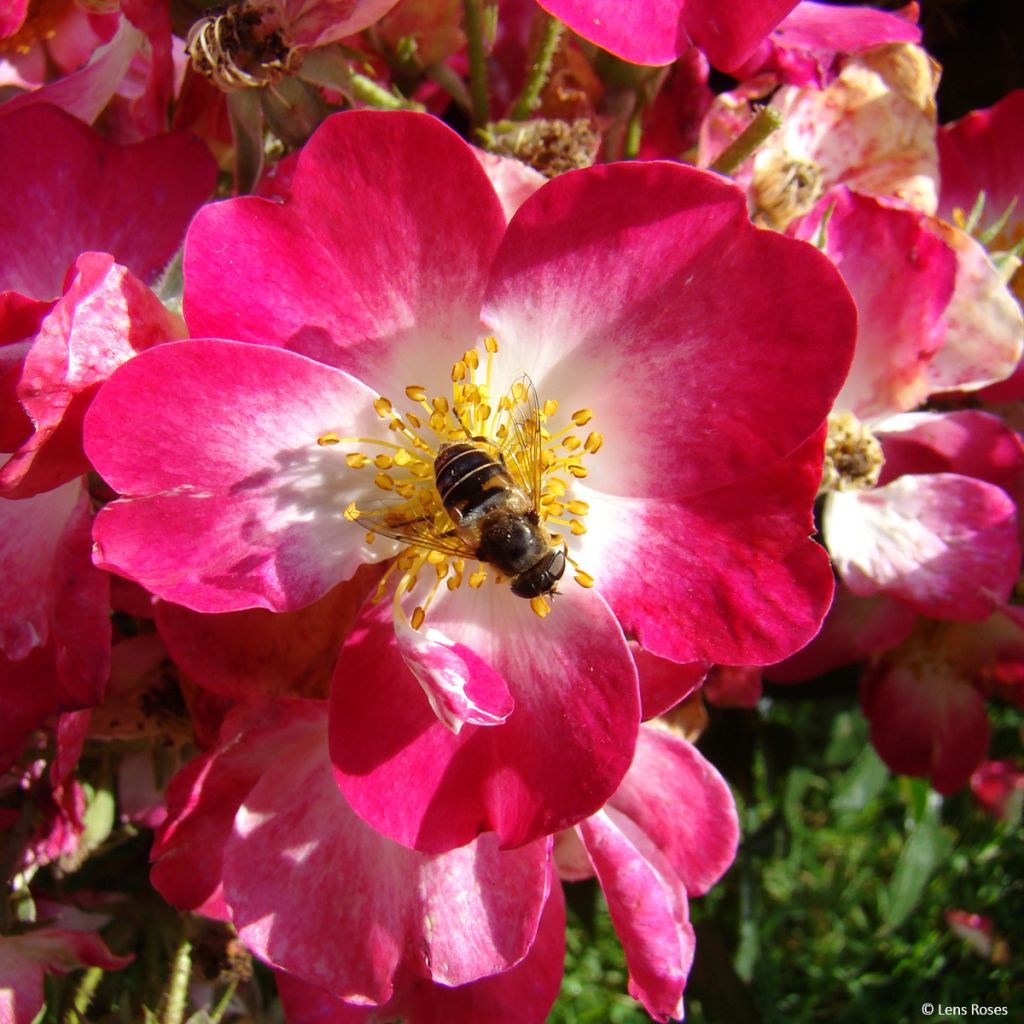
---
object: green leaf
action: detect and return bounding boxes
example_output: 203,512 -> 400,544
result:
882,812 -> 952,932
832,745 -> 890,813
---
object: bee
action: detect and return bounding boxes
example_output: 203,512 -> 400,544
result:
354,377 -> 567,600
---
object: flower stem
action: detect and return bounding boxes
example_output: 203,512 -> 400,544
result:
710,105 -> 783,176
350,71 -> 423,110
63,966 -> 104,1024
162,936 -> 193,1024
509,14 -> 563,121
208,979 -> 239,1024
462,0 -> 491,129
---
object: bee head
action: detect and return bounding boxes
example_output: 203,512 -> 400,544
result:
511,549 -> 567,599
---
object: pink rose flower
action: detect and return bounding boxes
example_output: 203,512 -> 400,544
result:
85,109 -> 855,852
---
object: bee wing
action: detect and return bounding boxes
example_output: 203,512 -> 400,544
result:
492,374 -> 544,513
353,500 -> 479,561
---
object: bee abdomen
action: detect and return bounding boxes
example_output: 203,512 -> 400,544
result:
435,442 -> 512,521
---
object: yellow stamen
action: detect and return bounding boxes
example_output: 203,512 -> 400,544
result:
346,453 -> 369,468
530,596 -> 551,618
469,570 -> 487,588
571,408 -> 593,426
574,571 -> 595,588
405,385 -> 427,402
318,432 -> 341,446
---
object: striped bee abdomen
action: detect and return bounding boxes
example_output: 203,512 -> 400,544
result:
434,441 -> 517,523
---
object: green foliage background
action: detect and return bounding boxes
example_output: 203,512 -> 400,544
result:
551,683 -> 1023,1024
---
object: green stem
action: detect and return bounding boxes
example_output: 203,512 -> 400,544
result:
62,966 -> 104,1024
349,71 -> 423,110
208,979 -> 239,1024
509,15 -> 563,121
624,108 -> 643,158
162,936 -> 193,1024
462,0 -> 491,129
710,105 -> 783,177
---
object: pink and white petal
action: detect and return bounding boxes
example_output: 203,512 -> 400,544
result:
275,879 -> 565,1024
394,607 -> 514,731
0,104 -> 216,300
938,88 -> 1024,237
85,340 -> 388,613
1,254 -> 185,498
824,475 -> 1019,620
222,702 -> 548,1002
922,220 -> 1023,392
183,111 -> 507,398
578,808 -> 694,1022
751,46 -> 940,226
473,149 -> 546,223
0,479 -> 109,706
484,161 -> 854,499
283,0 -> 400,48
154,567 -> 380,700
732,1 -> 921,87
875,410 -> 1024,491
576,430 -> 834,666
630,642 -> 708,720
330,582 -> 639,852
0,927 -> 130,1024
767,587 -> 917,683
609,726 -> 738,896
0,16 -> 143,126
861,654 -> 990,794
790,189 -> 955,421
150,702 -> 319,920
155,569 -> 385,704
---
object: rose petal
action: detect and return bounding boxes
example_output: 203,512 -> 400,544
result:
0,104 -> 216,300
330,582 -> 639,852
183,110 -> 506,398
823,473 -> 1019,619
484,160 -> 854,499
86,339 -> 388,613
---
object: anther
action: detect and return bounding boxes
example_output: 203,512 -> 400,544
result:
530,596 -> 551,618
345,453 -> 368,468
574,571 -> 595,588
374,454 -> 394,469
571,408 -> 593,426
411,607 -> 426,630
570,520 -> 587,535
584,432 -> 603,453
374,473 -> 395,490
469,570 -> 487,588
374,397 -> 393,418
318,433 -> 341,446
566,500 -> 589,515
405,385 -> 427,402
484,336 -> 499,353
